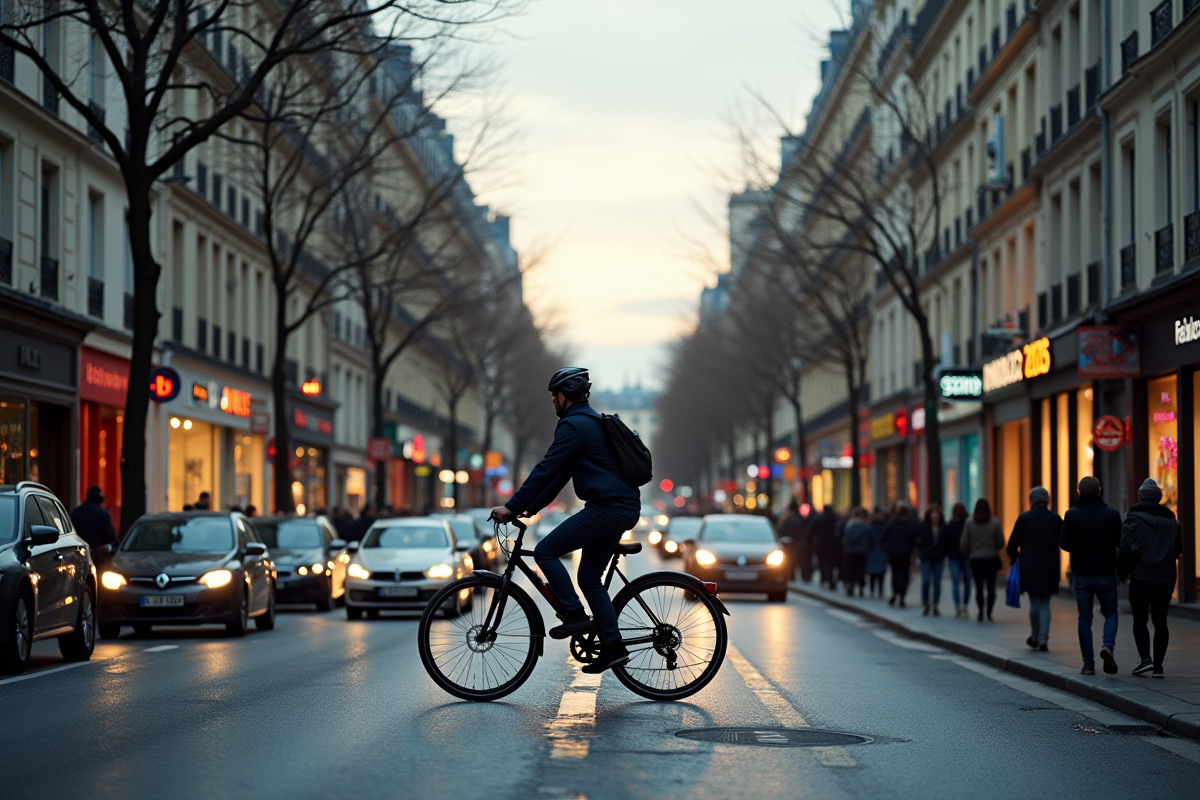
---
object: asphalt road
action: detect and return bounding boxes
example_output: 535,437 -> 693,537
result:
6,548 -> 1200,800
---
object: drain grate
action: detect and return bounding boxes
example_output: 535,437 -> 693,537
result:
675,727 -> 872,748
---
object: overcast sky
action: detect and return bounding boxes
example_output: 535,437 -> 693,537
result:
466,0 -> 845,391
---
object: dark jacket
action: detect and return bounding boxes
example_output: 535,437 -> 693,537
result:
808,510 -> 838,553
70,498 -> 117,551
939,520 -> 966,560
505,402 -> 640,515
1005,503 -> 1062,595
1059,494 -> 1122,578
866,520 -> 888,574
881,518 -> 918,559
779,513 -> 808,556
841,520 -> 872,555
916,523 -> 947,561
1118,501 -> 1183,594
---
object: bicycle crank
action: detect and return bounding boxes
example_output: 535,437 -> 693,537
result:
569,630 -> 602,664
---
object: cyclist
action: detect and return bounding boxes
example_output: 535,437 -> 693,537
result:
491,367 -> 641,674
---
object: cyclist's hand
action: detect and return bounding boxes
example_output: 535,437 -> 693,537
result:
489,506 -> 512,524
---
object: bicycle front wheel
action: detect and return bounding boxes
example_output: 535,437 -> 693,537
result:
418,575 -> 540,702
611,575 -> 728,701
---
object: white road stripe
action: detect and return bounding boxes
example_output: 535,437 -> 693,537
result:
0,659 -> 99,686
143,645 -> 179,653
546,656 -> 602,759
726,644 -> 857,767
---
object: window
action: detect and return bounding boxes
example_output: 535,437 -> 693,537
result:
88,194 -> 104,279
88,33 -> 103,106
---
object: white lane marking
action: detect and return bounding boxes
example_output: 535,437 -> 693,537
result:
143,645 -> 179,653
0,659 -> 99,686
547,656 -> 602,760
726,644 -> 856,767
1144,737 -> 1200,766
869,628 -> 945,652
824,608 -> 873,627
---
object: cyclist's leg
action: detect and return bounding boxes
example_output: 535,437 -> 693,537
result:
532,512 -> 596,616
578,530 -> 622,643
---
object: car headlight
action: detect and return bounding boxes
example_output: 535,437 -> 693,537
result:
312,563 -> 324,575
463,555 -> 474,571
482,540 -> 494,553
648,530 -> 662,545
425,563 -> 454,580
664,540 -> 678,553
347,563 -> 370,580
101,571 -> 127,590
656,515 -> 669,526
694,549 -> 717,567
297,566 -> 309,576
199,569 -> 233,589
767,549 -> 785,567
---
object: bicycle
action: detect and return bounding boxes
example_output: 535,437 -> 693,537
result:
417,517 -> 730,702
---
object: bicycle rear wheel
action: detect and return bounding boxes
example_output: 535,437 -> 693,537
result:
418,575 -> 540,702
611,575 -> 727,701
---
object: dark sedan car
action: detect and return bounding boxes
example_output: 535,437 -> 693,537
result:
98,511 -> 276,638
444,514 -> 500,572
661,516 -> 701,559
251,515 -> 348,610
683,514 -> 789,602
0,482 -> 97,674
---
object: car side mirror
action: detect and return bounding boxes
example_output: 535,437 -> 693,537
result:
244,541 -> 268,557
347,541 -> 360,553
329,539 -> 348,550
28,524 -> 59,547
455,540 -> 471,552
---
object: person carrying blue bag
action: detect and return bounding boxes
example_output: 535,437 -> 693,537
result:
1007,486 -> 1062,652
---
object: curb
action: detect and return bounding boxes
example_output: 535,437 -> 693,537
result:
789,582 -> 1200,741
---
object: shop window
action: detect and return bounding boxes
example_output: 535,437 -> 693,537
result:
1148,375 -> 1178,512
0,398 -> 25,484
1057,393 -> 1070,517
1077,387 -> 1094,481
168,418 -> 218,511
996,418 -> 1030,533
234,433 -> 263,512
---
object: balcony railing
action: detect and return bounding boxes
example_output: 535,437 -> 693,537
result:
1085,61 -> 1101,109
213,325 -> 222,358
1121,243 -> 1137,290
197,318 -> 208,353
1087,261 -> 1101,305
1121,31 -> 1139,75
912,0 -> 944,49
0,237 -> 11,285
40,257 -> 59,301
42,74 -> 58,116
1156,223 -> 1174,274
256,344 -> 264,375
1067,84 -> 1081,127
1051,283 -> 1063,322
1186,210 -> 1200,263
1036,130 -> 1046,157
123,292 -> 134,331
1067,273 -> 1081,315
977,185 -> 988,221
979,45 -> 988,77
87,277 -> 104,318
1021,147 -> 1032,183
227,331 -> 237,362
1050,104 -> 1063,142
1151,0 -> 1174,48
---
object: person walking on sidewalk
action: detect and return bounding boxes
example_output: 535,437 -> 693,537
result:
1119,478 -> 1183,679
962,499 -> 1005,622
917,505 -> 948,616
1005,487 -> 1062,652
866,507 -> 889,598
810,505 -> 839,590
1060,476 -> 1123,675
882,504 -> 918,607
941,502 -> 971,617
779,501 -> 810,583
840,507 -> 872,597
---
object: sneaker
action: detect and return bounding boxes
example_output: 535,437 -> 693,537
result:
1081,665 -> 1095,675
1037,642 -> 1048,652
923,604 -> 930,616
581,642 -> 631,675
548,611 -> 593,640
1100,645 -> 1118,675
1132,659 -> 1154,676
1026,636 -> 1038,650
1152,667 -> 1164,679
888,596 -> 896,606
932,606 -> 941,617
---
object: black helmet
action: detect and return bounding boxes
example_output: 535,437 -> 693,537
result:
548,366 -> 591,398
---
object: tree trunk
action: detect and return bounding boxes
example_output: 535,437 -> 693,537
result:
117,188 -> 160,534
271,295 -> 294,515
844,357 -> 862,509
790,396 -> 807,506
372,364 -> 387,508
481,410 -> 495,506
763,414 -> 774,514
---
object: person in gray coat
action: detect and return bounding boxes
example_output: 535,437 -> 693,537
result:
1119,479 -> 1183,679
1005,487 -> 1061,651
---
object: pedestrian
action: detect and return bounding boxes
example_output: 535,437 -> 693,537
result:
352,504 -> 376,542
940,502 -> 971,617
881,504 -> 917,607
809,505 -> 839,589
69,485 -> 117,554
840,507 -> 872,597
195,491 -> 212,510
865,507 -> 889,598
962,498 -> 1004,622
1060,475 -> 1123,675
1119,478 -> 1183,679
778,501 -> 809,583
1005,487 -> 1062,651
917,504 -> 948,616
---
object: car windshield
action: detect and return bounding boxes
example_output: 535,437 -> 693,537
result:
0,496 -> 15,543
254,519 -> 323,549
447,518 -> 477,541
364,524 -> 449,549
668,518 -> 702,539
699,519 -> 776,544
121,517 -> 235,553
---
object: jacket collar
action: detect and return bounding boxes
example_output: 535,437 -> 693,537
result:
562,401 -> 592,418
1076,494 -> 1107,506
1130,501 -> 1176,519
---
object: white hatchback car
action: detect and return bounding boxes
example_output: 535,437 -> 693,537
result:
344,517 -> 474,619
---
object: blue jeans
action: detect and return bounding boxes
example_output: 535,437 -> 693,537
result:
920,559 -> 944,606
947,557 -> 971,607
533,500 -> 640,644
1028,593 -> 1052,645
1074,576 -> 1119,666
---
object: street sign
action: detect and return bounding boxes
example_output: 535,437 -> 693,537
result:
367,437 -> 391,462
149,367 -> 181,402
1093,415 -> 1124,451
938,370 -> 983,400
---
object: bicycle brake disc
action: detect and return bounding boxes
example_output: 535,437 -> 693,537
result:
569,631 -> 602,663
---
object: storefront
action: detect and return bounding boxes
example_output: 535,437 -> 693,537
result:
936,370 -> 984,515
0,294 -> 90,501
287,390 -> 336,515
79,347 -> 129,528
869,406 -> 911,508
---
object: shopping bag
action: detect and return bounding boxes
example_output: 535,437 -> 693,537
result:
1005,560 -> 1021,609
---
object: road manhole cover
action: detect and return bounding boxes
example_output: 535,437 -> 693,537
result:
675,727 -> 872,748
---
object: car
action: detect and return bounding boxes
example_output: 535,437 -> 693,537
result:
682,514 -> 789,602
343,517 -> 474,619
97,511 -> 276,638
646,512 -> 674,549
531,509 -> 575,541
660,516 -> 702,559
444,514 -> 501,572
0,482 -> 97,674
251,515 -> 348,610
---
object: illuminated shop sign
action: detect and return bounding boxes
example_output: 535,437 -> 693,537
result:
191,381 -> 252,417
982,337 -> 1051,393
938,370 -> 983,400
301,378 -> 322,397
869,408 -> 908,440
293,408 -> 333,435
1176,315 -> 1200,346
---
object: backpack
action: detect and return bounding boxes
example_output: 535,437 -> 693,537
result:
599,413 -> 653,487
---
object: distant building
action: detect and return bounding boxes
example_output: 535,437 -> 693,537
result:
590,385 -> 660,454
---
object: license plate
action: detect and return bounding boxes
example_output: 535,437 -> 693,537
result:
724,571 -> 758,581
139,595 -> 184,607
378,587 -> 418,598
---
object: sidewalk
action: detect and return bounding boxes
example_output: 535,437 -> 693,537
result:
789,570 -> 1200,740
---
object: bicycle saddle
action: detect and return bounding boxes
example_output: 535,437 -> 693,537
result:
615,542 -> 642,555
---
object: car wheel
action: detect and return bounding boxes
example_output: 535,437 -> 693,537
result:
59,586 -> 96,662
768,590 -> 787,603
0,591 -> 34,675
346,605 -> 363,620
254,586 -> 276,631
315,578 -> 334,612
226,588 -> 249,637
98,624 -> 122,640
133,623 -> 153,636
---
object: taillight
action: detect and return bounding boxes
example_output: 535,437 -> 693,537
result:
703,582 -> 717,595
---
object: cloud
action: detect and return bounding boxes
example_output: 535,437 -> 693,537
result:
609,296 -> 697,318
